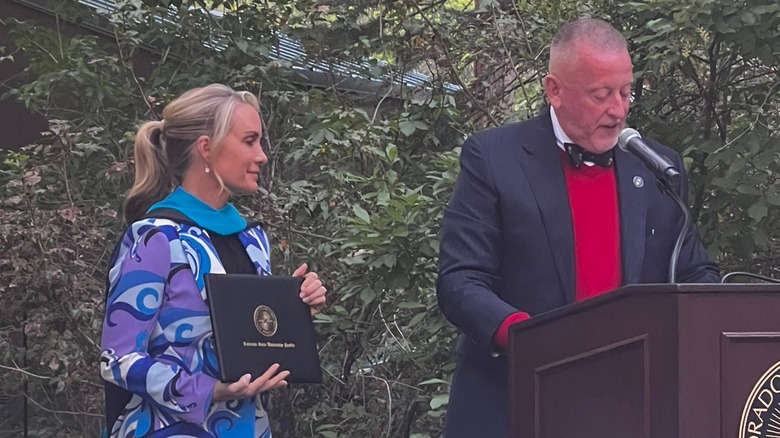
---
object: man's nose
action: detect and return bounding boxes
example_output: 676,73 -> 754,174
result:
607,93 -> 629,119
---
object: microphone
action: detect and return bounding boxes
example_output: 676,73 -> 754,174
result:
618,128 -> 680,183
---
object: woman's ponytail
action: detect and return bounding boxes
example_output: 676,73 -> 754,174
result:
123,120 -> 170,223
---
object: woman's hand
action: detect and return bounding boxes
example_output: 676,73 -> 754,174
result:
292,263 -> 327,315
212,363 -> 290,403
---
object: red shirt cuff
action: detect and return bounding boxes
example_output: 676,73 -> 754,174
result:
494,312 -> 531,351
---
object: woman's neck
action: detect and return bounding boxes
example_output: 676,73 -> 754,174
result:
180,176 -> 230,210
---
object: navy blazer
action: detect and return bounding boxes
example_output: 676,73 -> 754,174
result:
436,109 -> 719,437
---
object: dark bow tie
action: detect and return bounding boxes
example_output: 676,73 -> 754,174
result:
564,142 -> 614,168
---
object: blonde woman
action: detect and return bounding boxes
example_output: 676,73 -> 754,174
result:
100,84 -> 326,437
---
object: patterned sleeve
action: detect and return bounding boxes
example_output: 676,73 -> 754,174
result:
100,225 -> 217,425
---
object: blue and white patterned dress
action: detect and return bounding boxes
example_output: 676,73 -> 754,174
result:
100,218 -> 274,437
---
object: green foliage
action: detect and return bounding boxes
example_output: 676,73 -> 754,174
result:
3,0 -> 780,436
622,0 -> 780,266
1,121 -> 122,437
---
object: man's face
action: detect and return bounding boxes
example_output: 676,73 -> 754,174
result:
545,43 -> 634,154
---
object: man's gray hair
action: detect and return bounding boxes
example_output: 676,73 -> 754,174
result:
549,18 -> 627,68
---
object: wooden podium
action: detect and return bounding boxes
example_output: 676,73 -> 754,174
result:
508,284 -> 780,438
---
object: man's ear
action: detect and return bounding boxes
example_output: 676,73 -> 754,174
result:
544,73 -> 562,108
195,135 -> 211,163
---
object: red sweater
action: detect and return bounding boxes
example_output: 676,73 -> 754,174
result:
563,154 -> 622,301
494,153 -> 622,350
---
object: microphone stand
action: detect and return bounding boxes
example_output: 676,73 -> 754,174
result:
658,177 -> 690,284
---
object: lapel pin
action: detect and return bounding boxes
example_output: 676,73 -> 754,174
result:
633,176 -> 644,188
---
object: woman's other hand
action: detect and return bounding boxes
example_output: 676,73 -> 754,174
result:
212,363 -> 289,403
292,263 -> 327,315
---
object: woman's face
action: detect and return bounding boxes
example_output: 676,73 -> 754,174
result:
211,103 -> 268,195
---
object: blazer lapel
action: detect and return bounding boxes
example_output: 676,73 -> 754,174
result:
237,227 -> 272,276
614,147 -> 650,285
516,109 -> 576,304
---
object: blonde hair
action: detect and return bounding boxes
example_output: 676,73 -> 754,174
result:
124,84 -> 260,223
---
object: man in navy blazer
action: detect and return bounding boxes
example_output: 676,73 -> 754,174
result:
436,18 -> 719,438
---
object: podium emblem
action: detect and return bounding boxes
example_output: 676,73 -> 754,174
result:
253,305 -> 278,337
739,360 -> 780,438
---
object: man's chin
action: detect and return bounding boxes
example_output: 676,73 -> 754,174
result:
595,137 -> 619,153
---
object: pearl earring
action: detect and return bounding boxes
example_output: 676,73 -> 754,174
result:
205,166 -> 210,174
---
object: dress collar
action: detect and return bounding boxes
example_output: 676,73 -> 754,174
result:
147,186 -> 247,235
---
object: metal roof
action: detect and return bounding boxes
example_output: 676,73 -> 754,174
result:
11,0 -> 458,93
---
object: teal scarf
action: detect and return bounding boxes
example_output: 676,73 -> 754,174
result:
147,187 -> 247,235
